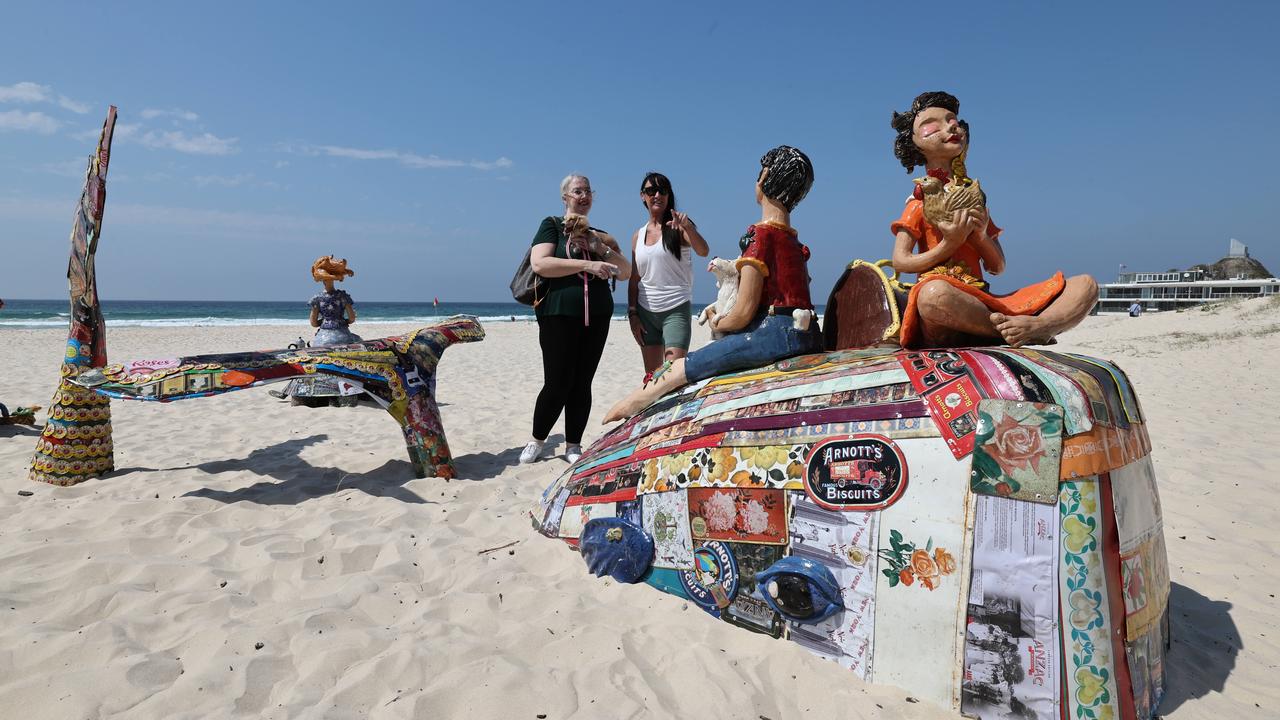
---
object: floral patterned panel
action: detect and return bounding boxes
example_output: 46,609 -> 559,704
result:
1058,477 -> 1122,720
970,400 -> 1064,504
637,444 -> 812,494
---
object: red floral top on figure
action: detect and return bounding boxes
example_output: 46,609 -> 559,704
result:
735,222 -> 815,311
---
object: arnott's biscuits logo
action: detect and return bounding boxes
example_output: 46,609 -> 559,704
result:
804,435 -> 908,511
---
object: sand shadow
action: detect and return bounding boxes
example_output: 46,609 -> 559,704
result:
0,424 -> 42,438
113,434 -> 436,506
450,434 -> 567,481
1157,581 -> 1239,714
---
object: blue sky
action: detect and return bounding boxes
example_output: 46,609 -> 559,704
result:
2,1 -> 1276,303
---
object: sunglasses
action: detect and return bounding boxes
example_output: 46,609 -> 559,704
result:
641,186 -> 669,197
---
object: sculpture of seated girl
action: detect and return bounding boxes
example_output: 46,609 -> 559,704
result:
604,146 -> 823,423
889,91 -> 1097,348
309,255 -> 362,346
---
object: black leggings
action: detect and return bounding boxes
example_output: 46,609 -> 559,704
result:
532,314 -> 610,445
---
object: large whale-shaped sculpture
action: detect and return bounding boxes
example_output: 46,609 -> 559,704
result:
534,344 -> 1170,720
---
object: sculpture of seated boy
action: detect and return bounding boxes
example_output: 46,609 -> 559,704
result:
889,91 -> 1097,348
604,146 -> 823,423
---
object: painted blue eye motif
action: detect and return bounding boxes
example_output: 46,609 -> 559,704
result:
756,556 -> 843,624
580,518 -> 654,584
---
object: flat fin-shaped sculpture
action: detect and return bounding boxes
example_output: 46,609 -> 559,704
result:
71,317 -> 484,479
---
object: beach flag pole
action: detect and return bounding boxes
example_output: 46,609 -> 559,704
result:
30,106 -> 118,485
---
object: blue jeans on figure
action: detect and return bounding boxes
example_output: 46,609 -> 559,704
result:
684,312 -> 823,383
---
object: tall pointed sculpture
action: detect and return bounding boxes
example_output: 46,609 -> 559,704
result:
30,106 -> 118,485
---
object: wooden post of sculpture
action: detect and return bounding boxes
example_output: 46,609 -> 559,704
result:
30,107 -> 118,485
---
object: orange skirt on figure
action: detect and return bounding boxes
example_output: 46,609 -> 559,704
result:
892,199 -> 1064,349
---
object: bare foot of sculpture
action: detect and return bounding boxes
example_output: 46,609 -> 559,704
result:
990,312 -> 1060,348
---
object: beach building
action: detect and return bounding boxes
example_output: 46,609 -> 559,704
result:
1096,239 -> 1279,313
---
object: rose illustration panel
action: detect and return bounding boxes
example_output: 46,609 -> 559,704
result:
870,436 -> 975,711
971,399 -> 1063,504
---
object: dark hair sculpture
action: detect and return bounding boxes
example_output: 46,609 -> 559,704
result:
758,145 -> 814,211
640,171 -> 682,260
890,91 -> 971,172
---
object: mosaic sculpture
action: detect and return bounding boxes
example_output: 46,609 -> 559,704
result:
30,107 -> 118,486
30,107 -> 482,482
534,345 -> 1170,719
70,316 -> 483,479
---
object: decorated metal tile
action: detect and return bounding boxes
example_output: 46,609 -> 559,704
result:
642,491 -> 694,569
970,399 -> 1064,504
687,488 -> 788,545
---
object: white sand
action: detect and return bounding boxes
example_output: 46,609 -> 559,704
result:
1,298 -> 1277,719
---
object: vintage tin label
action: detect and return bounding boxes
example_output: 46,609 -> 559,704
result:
803,435 -> 908,511
679,541 -> 739,614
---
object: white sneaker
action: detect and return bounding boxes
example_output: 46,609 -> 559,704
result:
565,444 -> 583,464
519,440 -> 545,464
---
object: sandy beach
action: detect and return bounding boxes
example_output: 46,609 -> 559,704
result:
1,298 -> 1277,719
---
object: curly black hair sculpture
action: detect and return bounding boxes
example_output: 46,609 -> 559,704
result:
890,91 -> 970,172
758,145 -> 814,211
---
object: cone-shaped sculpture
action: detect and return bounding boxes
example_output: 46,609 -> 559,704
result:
30,107 -> 117,485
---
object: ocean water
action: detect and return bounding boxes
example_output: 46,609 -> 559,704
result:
0,298 -> 828,330
0,299 -> 544,329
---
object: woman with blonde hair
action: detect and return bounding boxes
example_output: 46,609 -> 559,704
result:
521,174 -> 631,464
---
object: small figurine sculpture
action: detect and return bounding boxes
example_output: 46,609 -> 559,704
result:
309,255 -> 361,346
604,146 -> 823,423
696,257 -> 741,340
889,91 -> 1097,348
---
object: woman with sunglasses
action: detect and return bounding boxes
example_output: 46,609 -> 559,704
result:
521,174 -> 631,465
627,172 -> 709,381
605,147 -> 822,423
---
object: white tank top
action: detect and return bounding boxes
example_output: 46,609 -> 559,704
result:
635,222 -> 694,312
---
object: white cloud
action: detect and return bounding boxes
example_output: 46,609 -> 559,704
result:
0,82 -> 90,114
0,109 -> 61,134
287,142 -> 512,171
138,129 -> 238,155
140,108 -> 199,122
57,96 -> 91,114
0,81 -> 50,103
71,120 -> 237,155
109,122 -> 236,155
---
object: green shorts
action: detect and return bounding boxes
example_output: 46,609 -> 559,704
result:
636,301 -> 692,350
